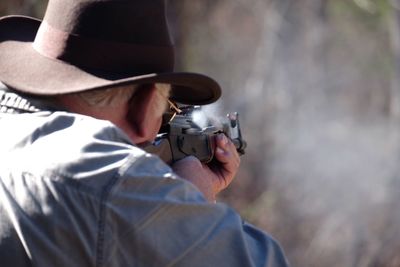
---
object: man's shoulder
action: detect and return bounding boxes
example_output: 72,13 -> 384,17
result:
0,110 -> 133,150
0,111 -> 155,187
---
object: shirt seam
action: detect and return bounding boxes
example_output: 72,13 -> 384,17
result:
95,172 -> 121,267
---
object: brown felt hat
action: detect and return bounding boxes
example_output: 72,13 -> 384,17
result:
0,0 -> 221,105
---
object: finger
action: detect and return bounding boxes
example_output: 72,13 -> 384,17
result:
214,134 -> 226,149
213,149 -> 240,191
215,145 -> 239,165
216,134 -> 239,153
214,136 -> 240,175
215,134 -> 240,164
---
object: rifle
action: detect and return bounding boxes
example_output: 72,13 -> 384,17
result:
143,106 -> 246,164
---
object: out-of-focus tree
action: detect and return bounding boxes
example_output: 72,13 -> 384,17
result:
0,0 -> 46,17
390,0 -> 400,116
170,1 -> 400,266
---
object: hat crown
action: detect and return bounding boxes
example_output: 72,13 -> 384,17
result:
43,0 -> 172,46
33,0 -> 174,75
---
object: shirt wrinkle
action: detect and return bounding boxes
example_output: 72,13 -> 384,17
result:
165,207 -> 227,267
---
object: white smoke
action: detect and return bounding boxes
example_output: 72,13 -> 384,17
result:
192,104 -> 224,129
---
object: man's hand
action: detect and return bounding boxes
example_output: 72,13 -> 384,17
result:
172,134 -> 240,202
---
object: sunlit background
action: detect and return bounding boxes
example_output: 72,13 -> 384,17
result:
2,0 -> 400,266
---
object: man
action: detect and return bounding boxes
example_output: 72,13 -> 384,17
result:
0,0 -> 290,266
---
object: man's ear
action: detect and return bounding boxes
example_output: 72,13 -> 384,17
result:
127,85 -> 159,139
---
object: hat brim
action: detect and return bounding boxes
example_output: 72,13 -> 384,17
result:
0,16 -> 221,105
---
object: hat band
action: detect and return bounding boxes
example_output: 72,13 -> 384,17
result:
32,21 -> 175,75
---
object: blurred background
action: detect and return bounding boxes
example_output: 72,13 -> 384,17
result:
2,0 -> 400,266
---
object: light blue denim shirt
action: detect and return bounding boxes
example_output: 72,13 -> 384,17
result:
0,107 -> 289,266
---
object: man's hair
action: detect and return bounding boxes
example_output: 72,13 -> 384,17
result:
78,83 -> 171,116
151,83 -> 171,116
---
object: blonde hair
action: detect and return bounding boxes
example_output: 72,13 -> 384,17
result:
153,83 -> 171,116
78,85 -> 138,107
78,83 -> 171,115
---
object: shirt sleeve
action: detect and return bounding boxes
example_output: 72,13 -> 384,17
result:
99,154 -> 290,267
